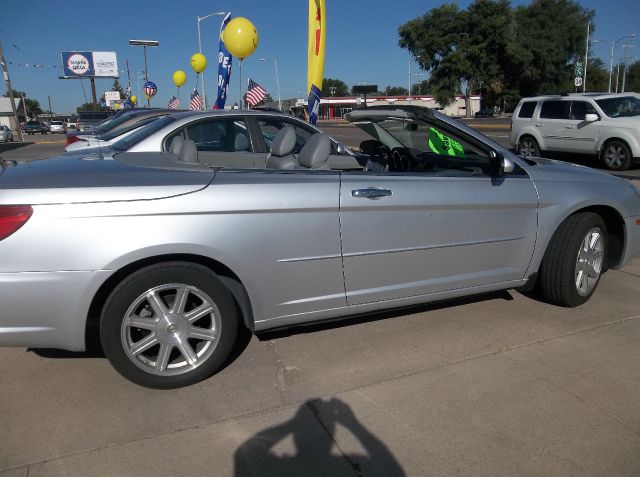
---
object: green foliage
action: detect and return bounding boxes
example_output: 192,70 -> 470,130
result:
323,78 -> 349,96
76,102 -> 97,112
625,61 -> 640,93
399,0 -> 594,109
111,79 -> 126,97
385,85 -> 409,96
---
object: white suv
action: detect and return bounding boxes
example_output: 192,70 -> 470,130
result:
510,93 -> 640,170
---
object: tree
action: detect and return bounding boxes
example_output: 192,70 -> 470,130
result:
585,57 -> 609,93
4,89 -> 42,116
111,79 -> 126,98
625,61 -> 640,93
505,0 -> 592,96
384,85 -> 409,96
77,102 -> 98,112
323,78 -> 349,96
399,0 -> 512,116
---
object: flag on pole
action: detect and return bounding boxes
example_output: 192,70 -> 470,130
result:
245,79 -> 267,107
307,0 -> 326,124
190,90 -> 202,110
168,96 -> 181,109
214,13 -> 233,110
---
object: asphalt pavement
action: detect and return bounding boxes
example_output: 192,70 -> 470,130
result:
1,120 -> 640,476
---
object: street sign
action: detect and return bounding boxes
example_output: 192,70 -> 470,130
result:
575,61 -> 583,77
575,77 -> 583,87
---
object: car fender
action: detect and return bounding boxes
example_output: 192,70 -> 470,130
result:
595,129 -> 640,157
512,125 -> 545,150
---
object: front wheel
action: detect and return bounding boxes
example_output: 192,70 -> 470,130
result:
100,262 -> 239,388
517,136 -> 540,157
601,140 -> 632,171
538,213 -> 607,307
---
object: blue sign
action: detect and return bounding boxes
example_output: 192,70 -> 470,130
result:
62,52 -> 95,77
214,13 -> 233,110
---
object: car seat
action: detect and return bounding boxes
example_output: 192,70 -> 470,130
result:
266,127 -> 298,169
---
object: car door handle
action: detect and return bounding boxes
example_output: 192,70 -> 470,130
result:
352,188 -> 392,199
565,125 -> 575,129
535,123 -> 542,127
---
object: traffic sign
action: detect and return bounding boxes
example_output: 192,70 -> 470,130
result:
574,77 -> 583,87
575,61 -> 583,77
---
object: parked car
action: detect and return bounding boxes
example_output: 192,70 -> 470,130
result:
66,121 -> 78,130
76,111 -> 114,133
64,115 -> 166,152
0,125 -> 13,142
1,106 -> 639,389
25,120 -> 47,135
66,109 -> 178,149
49,121 -> 66,134
475,108 -> 495,118
510,92 -> 640,171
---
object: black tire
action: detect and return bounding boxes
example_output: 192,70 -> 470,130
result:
517,136 -> 540,157
100,262 -> 239,389
600,140 -> 632,171
538,212 -> 607,307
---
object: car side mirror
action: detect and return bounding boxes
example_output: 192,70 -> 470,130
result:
489,150 -> 514,177
585,113 -> 599,122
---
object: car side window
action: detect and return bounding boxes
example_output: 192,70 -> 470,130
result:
569,101 -> 597,120
181,118 -> 252,152
518,101 -> 537,118
369,119 -> 493,176
540,100 -> 570,119
256,118 -> 316,154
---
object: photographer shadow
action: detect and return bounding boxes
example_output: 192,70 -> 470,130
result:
234,398 -> 406,477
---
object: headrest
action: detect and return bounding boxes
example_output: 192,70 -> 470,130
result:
298,133 -> 331,168
235,132 -> 249,151
179,139 -> 199,163
169,136 -> 184,155
270,127 -> 296,157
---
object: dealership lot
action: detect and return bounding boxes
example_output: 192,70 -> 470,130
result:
1,121 -> 640,476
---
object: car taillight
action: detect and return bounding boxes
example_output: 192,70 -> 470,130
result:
0,205 -> 33,241
66,134 -> 81,146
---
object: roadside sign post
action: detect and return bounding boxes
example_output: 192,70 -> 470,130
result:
0,40 -> 24,142
574,62 -> 584,91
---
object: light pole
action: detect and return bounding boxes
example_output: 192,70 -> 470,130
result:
197,11 -> 227,109
413,73 -> 426,95
129,40 -> 159,106
622,56 -> 636,93
608,33 -> 636,93
260,58 -> 282,111
583,20 -> 590,92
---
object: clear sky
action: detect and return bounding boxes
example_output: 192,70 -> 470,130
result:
1,0 -> 638,114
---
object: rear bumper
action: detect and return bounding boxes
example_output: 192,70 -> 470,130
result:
0,270 -> 112,351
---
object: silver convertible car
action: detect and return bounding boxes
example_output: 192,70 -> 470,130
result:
1,106 -> 639,388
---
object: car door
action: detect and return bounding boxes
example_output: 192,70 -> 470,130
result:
561,100 -> 600,154
339,125 -> 539,306
166,116 -> 261,167
539,100 -> 573,152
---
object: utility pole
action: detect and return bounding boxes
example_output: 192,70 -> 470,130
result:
0,40 -> 23,142
48,95 -> 53,123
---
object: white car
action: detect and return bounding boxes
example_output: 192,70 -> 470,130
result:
510,93 -> 640,171
0,125 -> 13,142
49,121 -> 66,134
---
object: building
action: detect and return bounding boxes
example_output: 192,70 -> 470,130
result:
0,97 -> 25,131
280,95 -> 481,119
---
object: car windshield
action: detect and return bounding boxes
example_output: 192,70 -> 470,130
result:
595,96 -> 640,118
98,116 -> 165,141
94,110 -> 149,134
110,116 -> 178,151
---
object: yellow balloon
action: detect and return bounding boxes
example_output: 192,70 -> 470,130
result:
172,70 -> 187,87
190,53 -> 207,73
222,17 -> 258,59
130,95 -> 137,104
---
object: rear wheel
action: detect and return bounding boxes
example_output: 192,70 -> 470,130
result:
601,140 -> 632,171
539,213 -> 607,307
517,136 -> 540,157
100,262 -> 239,388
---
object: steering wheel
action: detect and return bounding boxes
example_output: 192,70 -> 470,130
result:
391,148 -> 411,172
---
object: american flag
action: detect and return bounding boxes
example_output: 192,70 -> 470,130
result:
245,79 -> 267,107
168,96 -> 181,109
190,90 -> 202,111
